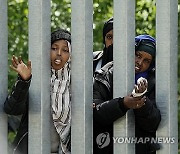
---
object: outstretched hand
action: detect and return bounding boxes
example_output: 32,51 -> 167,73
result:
123,95 -> 146,109
10,55 -> 32,80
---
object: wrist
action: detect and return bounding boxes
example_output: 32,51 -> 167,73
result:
122,97 -> 129,109
18,74 -> 32,82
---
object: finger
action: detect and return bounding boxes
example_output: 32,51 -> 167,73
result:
135,85 -> 139,93
139,81 -> 147,93
141,79 -> 148,89
18,56 -> 23,64
137,84 -> 142,93
136,103 -> 145,109
129,100 -> 139,109
142,79 -> 146,85
27,60 -> 32,69
136,103 -> 140,108
135,98 -> 146,108
134,99 -> 143,107
135,102 -> 143,109
141,80 -> 147,88
137,101 -> 144,107
145,80 -> 148,88
12,56 -> 18,68
12,55 -> 19,65
142,96 -> 146,102
139,96 -> 146,106
10,65 -> 18,72
139,84 -> 145,93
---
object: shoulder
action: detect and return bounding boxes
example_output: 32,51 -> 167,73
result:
97,61 -> 113,75
94,62 -> 113,90
93,50 -> 103,60
93,50 -> 104,73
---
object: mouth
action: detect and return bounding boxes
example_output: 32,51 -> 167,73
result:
135,66 -> 141,72
54,59 -> 61,65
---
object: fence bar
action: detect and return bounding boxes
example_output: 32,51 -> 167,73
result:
71,0 -> 93,153
156,0 -> 178,154
0,0 -> 8,153
113,0 -> 135,153
28,0 -> 51,153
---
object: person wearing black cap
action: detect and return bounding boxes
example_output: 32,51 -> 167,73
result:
93,17 -> 113,72
4,28 -> 72,154
93,34 -> 161,154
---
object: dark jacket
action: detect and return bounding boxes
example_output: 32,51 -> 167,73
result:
93,62 -> 161,154
4,76 -> 30,154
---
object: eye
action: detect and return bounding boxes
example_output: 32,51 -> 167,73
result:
135,53 -> 141,58
144,59 -> 151,64
106,34 -> 113,40
51,47 -> 57,51
63,48 -> 69,53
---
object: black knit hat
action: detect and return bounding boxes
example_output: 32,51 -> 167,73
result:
103,18 -> 113,44
135,35 -> 156,60
136,43 -> 155,58
51,28 -> 71,45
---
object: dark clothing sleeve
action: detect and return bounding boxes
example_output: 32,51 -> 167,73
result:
4,76 -> 31,115
93,80 -> 128,126
133,87 -> 161,132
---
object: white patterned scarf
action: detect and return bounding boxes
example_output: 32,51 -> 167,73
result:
51,41 -> 71,154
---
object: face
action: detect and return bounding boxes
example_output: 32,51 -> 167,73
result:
51,40 -> 70,70
135,51 -> 152,73
105,30 -> 113,48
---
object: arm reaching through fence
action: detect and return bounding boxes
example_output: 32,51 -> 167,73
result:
10,55 -> 32,81
3,55 -> 32,154
93,35 -> 161,154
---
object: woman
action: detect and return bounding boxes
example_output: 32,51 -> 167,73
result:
4,28 -> 72,154
93,17 -> 113,72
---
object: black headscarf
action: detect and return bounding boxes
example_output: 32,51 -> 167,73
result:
103,18 -> 113,44
101,44 -> 113,67
101,18 -> 113,67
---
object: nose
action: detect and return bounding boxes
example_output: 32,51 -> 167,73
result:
109,39 -> 113,46
138,59 -> 143,66
57,49 -> 61,56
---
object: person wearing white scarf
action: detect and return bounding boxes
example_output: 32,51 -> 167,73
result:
50,29 -> 71,154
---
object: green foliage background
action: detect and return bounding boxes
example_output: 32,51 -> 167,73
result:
7,0 -> 180,151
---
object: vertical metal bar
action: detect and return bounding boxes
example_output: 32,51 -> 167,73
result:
71,0 -> 93,153
28,0 -> 51,153
0,0 -> 8,153
113,0 -> 135,153
156,0 -> 178,154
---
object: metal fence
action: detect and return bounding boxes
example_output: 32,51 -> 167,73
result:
0,0 -> 178,154
0,0 -> 8,153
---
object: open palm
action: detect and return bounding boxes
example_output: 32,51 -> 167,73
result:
10,55 -> 32,80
